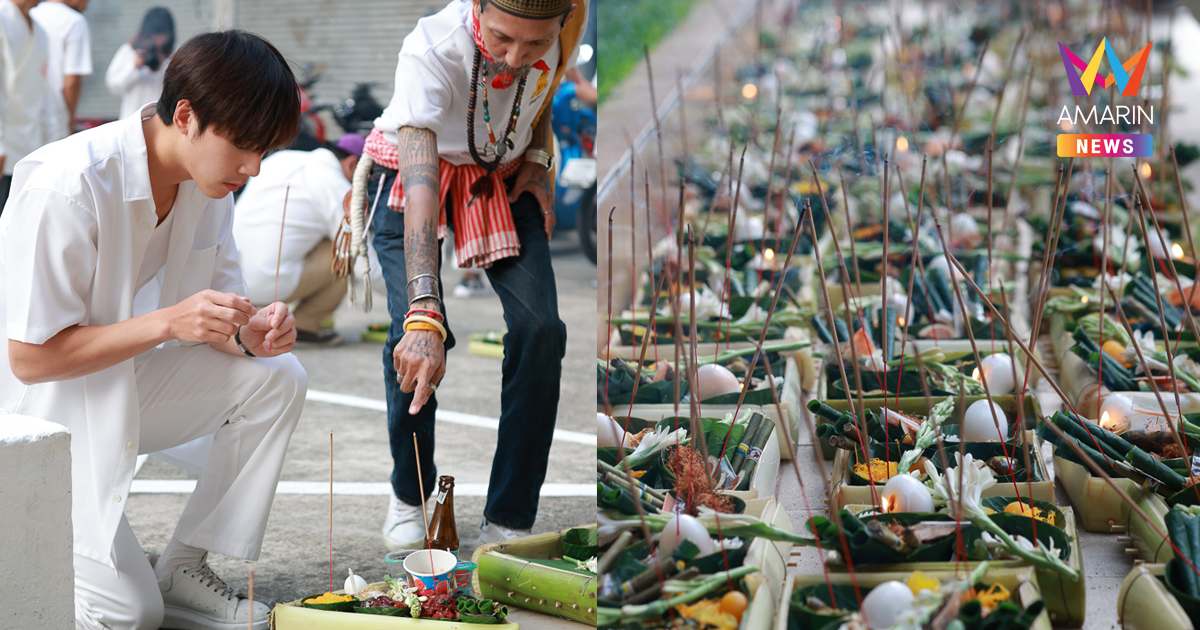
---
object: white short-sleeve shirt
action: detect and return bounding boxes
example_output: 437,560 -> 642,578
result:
374,0 -> 581,165
30,1 -> 92,93
232,148 -> 350,304
0,103 -> 245,566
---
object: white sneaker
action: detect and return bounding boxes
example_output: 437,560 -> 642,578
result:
158,556 -> 268,630
383,493 -> 427,551
452,274 -> 492,298
478,518 -> 532,546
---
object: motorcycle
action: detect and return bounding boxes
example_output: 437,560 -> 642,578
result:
290,62 -> 329,151
551,80 -> 597,264
331,82 -> 386,136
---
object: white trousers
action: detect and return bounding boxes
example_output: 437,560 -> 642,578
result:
73,344 -> 308,630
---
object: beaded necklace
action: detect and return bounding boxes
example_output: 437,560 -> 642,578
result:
467,48 -> 526,176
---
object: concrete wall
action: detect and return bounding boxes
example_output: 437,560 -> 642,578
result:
76,0 -> 445,127
0,415 -> 73,630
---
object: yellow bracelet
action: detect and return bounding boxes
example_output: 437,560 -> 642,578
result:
406,322 -> 441,333
403,315 -> 447,342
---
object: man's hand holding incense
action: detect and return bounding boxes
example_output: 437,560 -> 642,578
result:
238,301 -> 297,357
508,161 -> 555,241
394,329 -> 445,415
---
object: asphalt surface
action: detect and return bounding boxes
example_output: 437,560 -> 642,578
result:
124,228 -> 598,623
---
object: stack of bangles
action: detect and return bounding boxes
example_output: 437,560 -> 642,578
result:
404,308 -> 447,341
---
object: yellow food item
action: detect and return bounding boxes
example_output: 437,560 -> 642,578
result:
974,582 -> 1012,611
854,458 -> 899,481
1003,501 -> 1056,526
719,591 -> 749,621
1102,340 -> 1126,361
307,592 -> 356,604
674,599 -> 738,629
906,571 -> 940,595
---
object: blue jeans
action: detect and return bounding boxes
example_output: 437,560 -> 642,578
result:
370,164 -> 566,529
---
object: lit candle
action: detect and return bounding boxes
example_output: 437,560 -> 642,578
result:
1141,162 -> 1152,179
1174,243 -> 1186,260
880,474 -> 933,513
1099,394 -> 1134,432
896,136 -> 909,152
742,83 -> 758,99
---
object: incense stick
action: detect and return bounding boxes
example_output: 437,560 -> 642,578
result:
328,432 -> 333,593
268,185 -> 291,352
248,561 -> 254,630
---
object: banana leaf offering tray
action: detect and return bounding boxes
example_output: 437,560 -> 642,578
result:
273,580 -> 516,629
785,566 -> 1052,630
472,526 -> 598,626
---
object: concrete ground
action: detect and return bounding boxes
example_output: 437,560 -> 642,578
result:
124,229 -> 596,629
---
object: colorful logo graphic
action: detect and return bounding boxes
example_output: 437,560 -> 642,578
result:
1058,38 -> 1152,96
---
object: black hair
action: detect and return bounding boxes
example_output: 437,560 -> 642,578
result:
132,7 -> 175,71
156,30 -> 300,154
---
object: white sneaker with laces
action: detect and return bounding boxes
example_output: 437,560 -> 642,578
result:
478,518 -> 532,546
383,493 -> 427,551
158,555 -> 268,630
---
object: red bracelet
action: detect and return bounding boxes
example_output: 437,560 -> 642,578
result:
406,308 -> 444,321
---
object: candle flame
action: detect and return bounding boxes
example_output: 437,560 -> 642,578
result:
742,83 -> 758,99
881,495 -> 892,513
896,136 -> 909,152
1141,163 -> 1152,179
897,316 -> 906,326
1081,295 -> 1088,303
1060,119 -> 1074,132
1100,411 -> 1113,430
764,248 -> 775,260
972,367 -> 981,382
1173,243 -> 1185,259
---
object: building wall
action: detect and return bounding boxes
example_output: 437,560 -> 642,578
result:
77,0 -> 448,124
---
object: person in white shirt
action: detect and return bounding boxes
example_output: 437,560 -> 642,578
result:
0,0 -> 64,212
364,0 -> 586,551
31,0 -> 92,136
233,134 -> 364,346
0,30 -> 302,630
106,6 -> 173,120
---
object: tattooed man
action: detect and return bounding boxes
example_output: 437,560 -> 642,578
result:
363,0 -> 586,548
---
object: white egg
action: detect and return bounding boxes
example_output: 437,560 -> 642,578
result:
1147,229 -> 1171,259
344,569 -> 368,596
597,413 -> 628,449
950,213 -> 979,237
1100,393 -> 1134,432
696,364 -> 742,401
962,399 -> 1008,442
925,254 -> 959,282
861,580 -> 915,630
979,353 -> 1017,395
880,474 -> 933,513
658,514 -> 713,558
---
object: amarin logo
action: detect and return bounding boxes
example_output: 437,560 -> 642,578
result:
1055,38 -> 1155,157
1058,38 -> 1152,97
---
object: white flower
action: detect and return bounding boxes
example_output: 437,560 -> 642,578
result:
629,427 -> 687,461
1123,330 -> 1167,374
576,556 -> 598,572
662,285 -> 729,320
923,453 -> 995,520
714,538 -> 744,550
597,511 -> 642,546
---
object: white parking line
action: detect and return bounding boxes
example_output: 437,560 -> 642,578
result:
130,479 -> 596,497
305,389 -> 596,446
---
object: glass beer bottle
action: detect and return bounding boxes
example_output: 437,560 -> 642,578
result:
426,475 -> 459,552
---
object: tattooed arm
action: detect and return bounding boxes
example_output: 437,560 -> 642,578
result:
394,126 -> 446,414
508,112 -> 557,241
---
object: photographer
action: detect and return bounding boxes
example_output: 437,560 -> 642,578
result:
105,6 -> 174,120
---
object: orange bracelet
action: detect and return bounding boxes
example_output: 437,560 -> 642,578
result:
405,322 -> 440,333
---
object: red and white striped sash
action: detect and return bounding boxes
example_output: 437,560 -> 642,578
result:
364,127 -> 522,269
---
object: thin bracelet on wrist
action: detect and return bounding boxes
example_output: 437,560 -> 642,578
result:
235,327 -> 257,358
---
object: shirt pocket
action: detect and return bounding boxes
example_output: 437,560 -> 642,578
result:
178,244 -> 219,296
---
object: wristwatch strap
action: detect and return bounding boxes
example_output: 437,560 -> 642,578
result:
235,327 -> 257,358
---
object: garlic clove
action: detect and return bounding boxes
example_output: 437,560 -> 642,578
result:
345,568 -> 369,596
